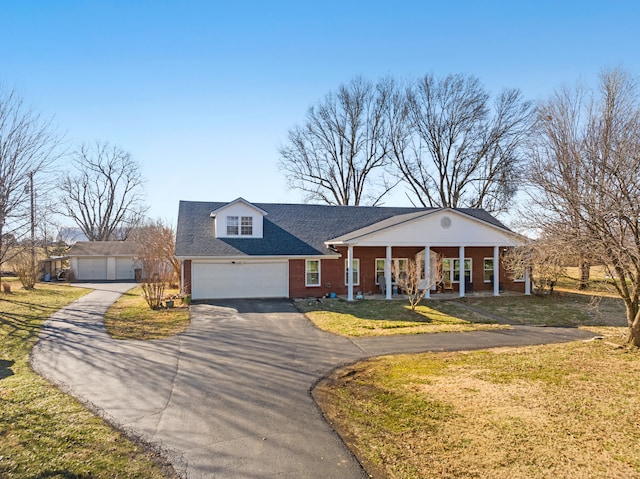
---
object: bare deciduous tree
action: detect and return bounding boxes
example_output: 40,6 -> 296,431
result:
392,257 -> 443,311
279,77 -> 397,206
11,247 -> 40,289
528,68 -> 640,346
129,219 -> 180,288
390,74 -> 534,214
58,142 -> 147,241
0,86 -> 62,282
503,238 -> 566,296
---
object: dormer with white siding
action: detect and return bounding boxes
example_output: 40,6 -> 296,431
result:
210,198 -> 267,239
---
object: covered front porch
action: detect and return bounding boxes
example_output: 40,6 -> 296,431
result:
325,208 -> 530,302
340,245 -> 531,301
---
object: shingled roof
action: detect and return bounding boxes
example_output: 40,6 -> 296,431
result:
175,200 -> 512,258
67,241 -> 140,256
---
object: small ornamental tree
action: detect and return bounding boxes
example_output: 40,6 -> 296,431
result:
393,257 -> 443,311
140,261 -> 172,310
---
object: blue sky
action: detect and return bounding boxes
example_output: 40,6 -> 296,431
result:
2,1 -> 639,224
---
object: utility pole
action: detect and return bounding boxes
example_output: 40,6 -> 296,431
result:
29,171 -> 35,273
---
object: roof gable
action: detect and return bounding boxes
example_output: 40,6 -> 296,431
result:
326,208 -> 525,247
209,197 -> 268,217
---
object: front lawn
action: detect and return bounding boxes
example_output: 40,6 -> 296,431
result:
315,338 -> 640,479
295,298 -> 507,336
0,281 -> 177,478
464,292 -> 627,327
104,286 -> 190,340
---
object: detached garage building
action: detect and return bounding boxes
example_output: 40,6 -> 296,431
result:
68,241 -> 140,281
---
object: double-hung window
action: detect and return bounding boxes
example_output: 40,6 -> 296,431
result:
305,260 -> 320,286
375,258 -> 407,284
241,216 -> 253,235
226,216 -> 239,235
344,259 -> 360,286
226,215 -> 253,236
484,258 -> 494,283
452,258 -> 472,283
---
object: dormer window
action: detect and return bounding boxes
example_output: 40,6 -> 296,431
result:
227,216 -> 239,235
226,215 -> 253,236
212,198 -> 266,239
241,216 -> 253,235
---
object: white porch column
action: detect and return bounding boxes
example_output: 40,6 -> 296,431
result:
424,246 -> 431,299
525,265 -> 532,295
459,246 -> 465,298
493,246 -> 500,296
180,258 -> 185,294
347,245 -> 354,301
385,246 -> 392,300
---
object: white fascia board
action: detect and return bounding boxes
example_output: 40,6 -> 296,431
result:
325,208 -> 528,247
183,254 -> 341,261
209,197 -> 269,217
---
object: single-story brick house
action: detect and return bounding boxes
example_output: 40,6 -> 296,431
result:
175,198 -> 530,301
67,241 -> 140,281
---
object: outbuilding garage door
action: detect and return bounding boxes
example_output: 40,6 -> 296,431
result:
191,261 -> 288,300
115,258 -> 135,280
77,258 -> 107,281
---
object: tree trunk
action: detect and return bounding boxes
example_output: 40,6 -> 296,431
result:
626,307 -> 640,347
578,260 -> 590,290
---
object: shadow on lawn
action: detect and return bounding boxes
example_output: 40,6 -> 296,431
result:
0,359 -> 15,380
297,298 -> 433,323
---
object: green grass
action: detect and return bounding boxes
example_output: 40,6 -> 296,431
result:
315,339 -> 640,479
295,298 -> 508,336
0,281 -> 177,479
104,286 -> 190,340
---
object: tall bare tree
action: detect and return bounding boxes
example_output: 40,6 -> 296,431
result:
279,76 -> 396,205
390,73 -> 534,214
0,86 -> 62,282
529,69 -> 640,346
58,142 -> 147,241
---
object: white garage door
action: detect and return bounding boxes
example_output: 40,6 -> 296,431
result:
77,258 -> 107,281
115,258 -> 135,280
191,261 -> 289,300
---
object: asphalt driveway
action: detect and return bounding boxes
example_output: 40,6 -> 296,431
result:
31,285 -> 595,479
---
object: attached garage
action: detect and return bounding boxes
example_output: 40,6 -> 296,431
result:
191,260 -> 289,300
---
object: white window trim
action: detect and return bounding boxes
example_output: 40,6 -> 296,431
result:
226,216 -> 239,236
344,258 -> 360,286
240,216 -> 253,236
483,257 -> 494,283
375,258 -> 407,285
305,259 -> 321,287
448,258 -> 472,283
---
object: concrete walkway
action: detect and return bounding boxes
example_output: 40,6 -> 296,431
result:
31,285 -> 595,479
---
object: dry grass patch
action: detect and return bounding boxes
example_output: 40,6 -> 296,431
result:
462,292 -> 627,327
0,282 -> 177,478
315,340 -> 640,479
104,286 -> 190,340
295,298 -> 507,337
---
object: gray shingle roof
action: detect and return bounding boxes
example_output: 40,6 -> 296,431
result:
67,241 -> 140,257
175,200 -> 513,257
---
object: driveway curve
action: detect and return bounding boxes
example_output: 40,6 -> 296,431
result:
31,285 -> 595,479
